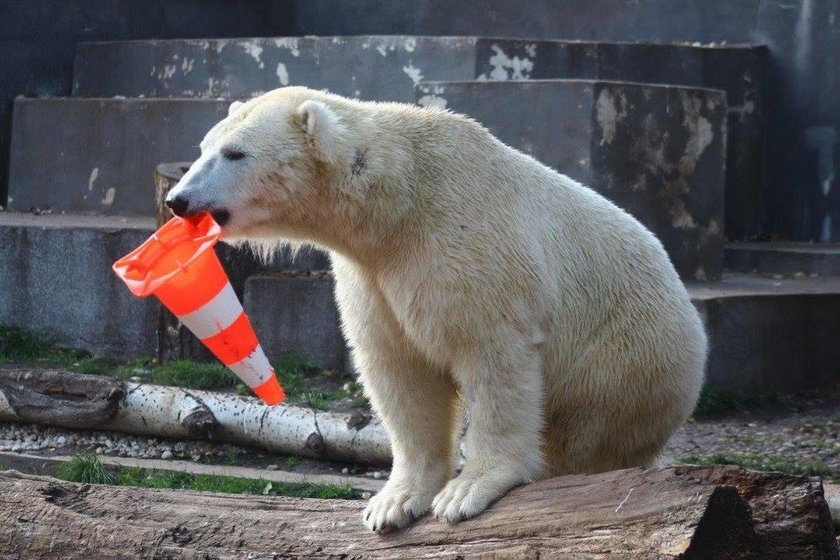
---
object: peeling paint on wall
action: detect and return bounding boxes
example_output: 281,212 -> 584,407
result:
101,187 -> 115,206
417,95 -> 447,109
276,63 -> 289,86
402,63 -> 423,85
180,57 -> 195,75
476,44 -> 535,81
679,91 -> 714,175
272,38 -> 300,57
595,89 -> 628,146
87,167 -> 98,192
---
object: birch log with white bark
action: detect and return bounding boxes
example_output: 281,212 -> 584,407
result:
0,369 -> 391,465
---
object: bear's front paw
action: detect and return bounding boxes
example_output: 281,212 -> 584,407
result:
431,468 -> 526,523
364,483 -> 437,532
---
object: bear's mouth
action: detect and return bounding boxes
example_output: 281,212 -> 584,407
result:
211,209 -> 231,226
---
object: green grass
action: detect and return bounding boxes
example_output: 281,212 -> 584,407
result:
679,452 -> 835,477
55,453 -> 361,499
149,360 -> 237,390
273,355 -> 317,400
341,380 -> 370,409
1,325 -> 359,409
55,453 -> 117,485
284,456 -> 302,469
0,325 -> 89,364
693,385 -> 777,416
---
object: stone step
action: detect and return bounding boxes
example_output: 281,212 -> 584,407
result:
2,211 -> 837,394
7,98 -> 228,216
0,212 -> 329,360
72,36 -> 766,239
243,270 -> 840,394
724,242 -> 840,277
72,36 -> 477,101
473,40 -> 767,242
689,273 -> 840,393
0,212 -> 158,358
244,272 -> 347,373
416,79 -> 727,282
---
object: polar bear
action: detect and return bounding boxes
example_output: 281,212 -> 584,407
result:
166,86 -> 707,532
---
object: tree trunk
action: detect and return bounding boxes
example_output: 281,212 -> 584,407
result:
0,369 -> 390,466
0,466 -> 836,559
154,163 -> 265,364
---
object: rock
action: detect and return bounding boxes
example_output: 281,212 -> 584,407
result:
56,436 -> 67,446
265,464 -> 279,471
161,450 -> 173,460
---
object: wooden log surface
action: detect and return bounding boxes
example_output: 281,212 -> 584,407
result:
0,466 -> 837,559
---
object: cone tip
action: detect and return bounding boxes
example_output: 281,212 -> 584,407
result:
253,374 -> 285,406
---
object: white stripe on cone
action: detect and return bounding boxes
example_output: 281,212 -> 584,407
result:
227,346 -> 274,388
177,281 -> 241,340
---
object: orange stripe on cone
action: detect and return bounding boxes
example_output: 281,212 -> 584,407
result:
112,214 -> 285,405
201,312 -> 259,365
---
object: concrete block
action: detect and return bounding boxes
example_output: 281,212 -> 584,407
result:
8,98 -> 228,215
0,212 -> 157,358
475,39 -> 768,240
688,274 -> 840,393
244,272 -> 346,372
724,242 -> 840,276
72,36 -> 765,240
417,80 -> 727,281
73,36 -> 477,102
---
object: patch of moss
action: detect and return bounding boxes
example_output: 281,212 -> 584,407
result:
679,452 -> 834,477
693,385 -> 777,416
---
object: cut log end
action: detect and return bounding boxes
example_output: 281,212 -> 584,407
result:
0,369 -> 124,427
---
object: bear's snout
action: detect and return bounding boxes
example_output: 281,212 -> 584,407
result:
165,195 -> 190,218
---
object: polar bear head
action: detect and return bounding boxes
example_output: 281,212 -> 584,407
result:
165,87 -> 396,249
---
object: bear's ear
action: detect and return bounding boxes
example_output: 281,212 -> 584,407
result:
228,100 -> 245,116
295,100 -> 348,164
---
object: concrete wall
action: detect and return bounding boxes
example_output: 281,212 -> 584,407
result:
2,0 -> 839,242
293,0 -> 840,243
0,0 -> 295,210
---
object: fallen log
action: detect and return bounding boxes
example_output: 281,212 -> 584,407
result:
0,466 -> 836,559
0,369 -> 391,466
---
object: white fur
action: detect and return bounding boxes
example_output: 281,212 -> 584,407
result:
167,87 -> 707,532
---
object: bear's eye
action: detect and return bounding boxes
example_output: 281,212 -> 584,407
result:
221,148 -> 247,161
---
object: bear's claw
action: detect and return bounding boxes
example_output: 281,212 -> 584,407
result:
432,469 -> 521,523
363,486 -> 435,532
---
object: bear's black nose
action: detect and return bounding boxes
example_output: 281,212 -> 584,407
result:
166,196 -> 189,217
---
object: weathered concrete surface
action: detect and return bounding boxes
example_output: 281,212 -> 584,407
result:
725,242 -> 840,276
0,212 -> 157,358
7,98 -> 228,215
475,39 -> 767,241
244,272 -> 347,372
73,36 -> 478,102
418,80 -> 727,282
689,273 -> 840,393
243,268 -> 840,393
72,37 -> 765,241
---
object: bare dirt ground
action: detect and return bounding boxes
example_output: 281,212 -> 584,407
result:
667,390 -> 840,479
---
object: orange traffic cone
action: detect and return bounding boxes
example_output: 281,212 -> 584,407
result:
112,213 -> 285,405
